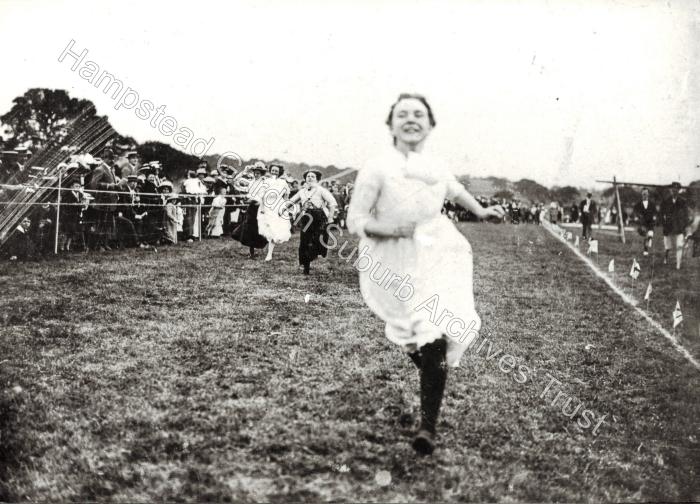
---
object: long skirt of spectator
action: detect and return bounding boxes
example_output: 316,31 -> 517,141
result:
136,211 -> 160,245
183,199 -> 202,238
232,202 -> 268,249
83,207 -> 98,249
206,207 -> 225,237
94,210 -> 115,247
115,216 -> 139,248
60,214 -> 84,250
298,207 -> 330,271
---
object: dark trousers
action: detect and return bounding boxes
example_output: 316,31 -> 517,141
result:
581,215 -> 593,238
95,210 -> 115,247
116,216 -> 139,248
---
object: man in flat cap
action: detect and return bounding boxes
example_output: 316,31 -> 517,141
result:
660,181 -> 690,269
15,146 -> 30,175
110,143 -> 129,177
119,151 -> 140,180
3,149 -> 28,184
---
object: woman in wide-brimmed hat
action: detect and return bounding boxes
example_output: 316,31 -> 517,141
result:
346,93 -> 504,455
231,163 -> 269,257
257,163 -> 292,261
288,169 -> 336,274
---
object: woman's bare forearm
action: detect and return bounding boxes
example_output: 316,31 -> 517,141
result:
454,190 -> 487,219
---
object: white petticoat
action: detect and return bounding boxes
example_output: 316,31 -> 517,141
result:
258,207 -> 291,243
356,215 -> 480,367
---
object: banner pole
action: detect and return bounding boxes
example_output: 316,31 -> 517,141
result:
54,170 -> 62,255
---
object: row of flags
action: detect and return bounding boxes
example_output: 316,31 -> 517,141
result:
607,257 -> 683,328
607,256 -> 683,329
552,223 -> 685,331
607,257 -> 641,279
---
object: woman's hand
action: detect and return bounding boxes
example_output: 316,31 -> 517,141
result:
480,205 -> 506,220
364,219 -> 416,239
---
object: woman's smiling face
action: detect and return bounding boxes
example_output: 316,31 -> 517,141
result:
389,97 -> 432,147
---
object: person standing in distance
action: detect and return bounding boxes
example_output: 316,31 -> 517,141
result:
660,181 -> 690,269
633,187 -> 658,256
579,192 -> 597,241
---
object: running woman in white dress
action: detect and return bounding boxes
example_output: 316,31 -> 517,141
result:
346,93 -> 504,455
257,163 -> 292,261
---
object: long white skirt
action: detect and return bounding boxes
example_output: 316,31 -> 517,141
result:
258,208 -> 291,243
356,215 -> 480,367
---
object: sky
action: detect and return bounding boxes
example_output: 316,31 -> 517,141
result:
0,0 -> 698,189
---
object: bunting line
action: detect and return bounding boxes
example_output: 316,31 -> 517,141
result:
541,221 -> 700,372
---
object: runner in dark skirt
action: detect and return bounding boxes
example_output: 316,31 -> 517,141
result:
289,169 -> 337,274
298,207 -> 330,273
232,201 -> 268,250
231,163 -> 268,257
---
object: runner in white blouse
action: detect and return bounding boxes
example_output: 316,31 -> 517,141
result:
289,170 -> 337,274
257,163 -> 292,261
346,93 -> 504,455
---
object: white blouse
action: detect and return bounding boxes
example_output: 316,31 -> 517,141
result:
347,148 -> 468,236
291,185 -> 337,216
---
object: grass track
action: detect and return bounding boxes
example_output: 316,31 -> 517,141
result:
0,223 -> 698,501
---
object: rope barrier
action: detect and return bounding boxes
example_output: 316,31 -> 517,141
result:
0,182 -> 245,199
0,201 -> 255,209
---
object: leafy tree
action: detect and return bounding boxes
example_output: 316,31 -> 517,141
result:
493,190 -> 514,201
485,176 -> 509,190
0,89 -> 95,148
514,178 -> 550,203
602,186 -> 641,208
139,141 -> 201,182
550,186 -> 582,205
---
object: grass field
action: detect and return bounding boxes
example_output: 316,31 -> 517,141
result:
1,222 -> 699,502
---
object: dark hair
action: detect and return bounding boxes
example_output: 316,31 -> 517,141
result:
268,163 -> 285,176
385,93 -> 437,129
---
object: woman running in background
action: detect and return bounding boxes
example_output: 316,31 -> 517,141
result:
288,169 -> 337,275
346,93 -> 504,455
257,163 -> 291,261
231,163 -> 269,258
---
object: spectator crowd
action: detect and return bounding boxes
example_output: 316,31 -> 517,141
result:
0,144 -> 355,260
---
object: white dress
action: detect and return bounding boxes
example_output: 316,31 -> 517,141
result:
346,147 -> 481,367
207,195 -> 226,237
257,177 -> 292,244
